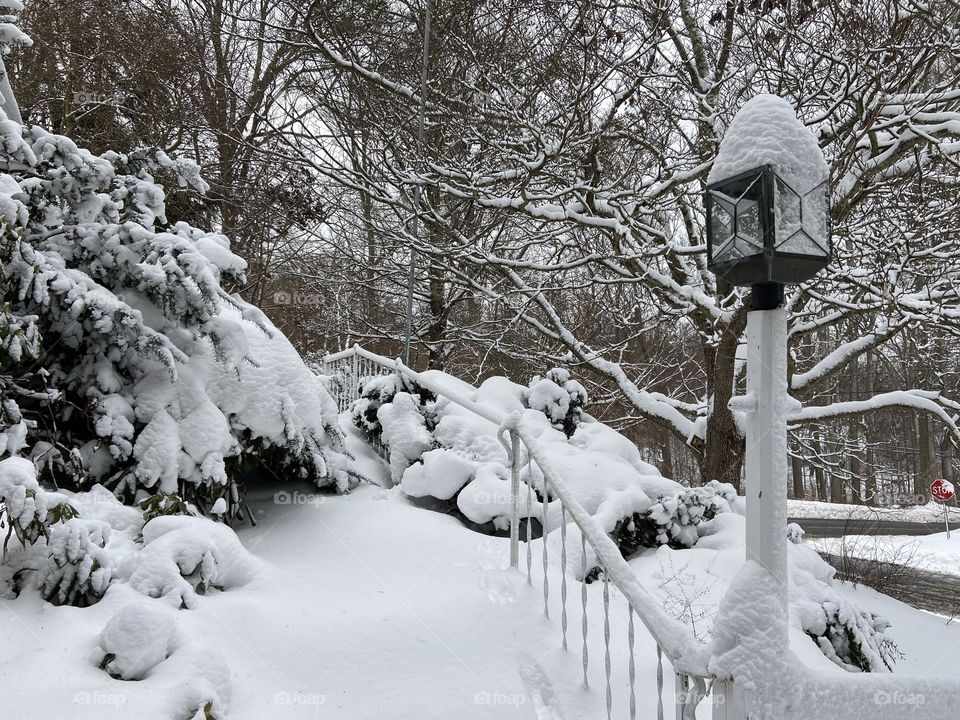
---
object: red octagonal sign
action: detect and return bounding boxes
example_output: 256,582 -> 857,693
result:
931,479 -> 956,503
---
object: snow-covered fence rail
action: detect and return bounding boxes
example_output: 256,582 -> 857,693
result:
506,414 -> 713,720
318,346 -> 716,719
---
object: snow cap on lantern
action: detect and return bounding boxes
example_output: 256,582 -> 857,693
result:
705,94 -> 831,288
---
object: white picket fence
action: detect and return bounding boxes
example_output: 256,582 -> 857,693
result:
322,345 -> 725,719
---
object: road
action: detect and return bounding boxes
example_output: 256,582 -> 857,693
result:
789,516 -> 960,538
818,552 -> 960,617
795,517 -> 960,615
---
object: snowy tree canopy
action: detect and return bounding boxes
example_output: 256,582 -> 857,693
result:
290,0 -> 960,487
0,109 -> 349,517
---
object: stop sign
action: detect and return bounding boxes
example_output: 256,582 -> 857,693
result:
931,479 -> 956,503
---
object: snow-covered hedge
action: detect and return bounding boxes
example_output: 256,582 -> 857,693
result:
350,374 -> 435,452
356,369 -> 690,533
359,368 -> 901,673
0,111 -> 349,518
522,368 -> 588,438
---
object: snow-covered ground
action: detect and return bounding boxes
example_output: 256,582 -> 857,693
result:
0,480 -> 680,719
788,498 -> 960,523
811,531 -> 960,579
5,473 -> 960,718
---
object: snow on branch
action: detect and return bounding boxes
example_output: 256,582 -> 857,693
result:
791,389 -> 960,441
790,318 -> 909,393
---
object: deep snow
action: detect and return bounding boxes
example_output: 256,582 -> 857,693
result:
4,419 -> 960,719
4,477 -> 960,719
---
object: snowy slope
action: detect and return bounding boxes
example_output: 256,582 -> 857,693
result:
811,531 -> 960,579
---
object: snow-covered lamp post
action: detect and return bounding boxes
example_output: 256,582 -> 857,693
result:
704,95 -> 830,648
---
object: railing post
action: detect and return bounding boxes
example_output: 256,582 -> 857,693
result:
509,429 -> 520,568
712,678 -> 745,720
351,346 -> 360,410
675,672 -> 687,720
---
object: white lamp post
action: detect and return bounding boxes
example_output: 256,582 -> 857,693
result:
704,95 -> 831,648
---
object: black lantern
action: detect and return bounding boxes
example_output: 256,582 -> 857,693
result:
705,165 -> 831,308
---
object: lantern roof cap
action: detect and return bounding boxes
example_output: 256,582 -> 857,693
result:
708,94 -> 828,195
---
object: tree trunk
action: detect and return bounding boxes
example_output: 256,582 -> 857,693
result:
813,431 -> 828,501
864,353 -> 877,504
917,412 -> 937,495
943,440 -> 955,483
791,446 -> 805,499
830,473 -> 846,503
661,429 -> 674,480
426,256 -> 449,370
701,340 -> 744,490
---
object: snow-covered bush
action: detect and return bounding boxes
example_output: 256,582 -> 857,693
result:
588,482 -> 735,579
805,601 -> 900,672
139,493 -> 194,527
401,447 -> 476,500
97,601 -> 177,680
374,391 -> 436,484
350,373 -> 435,448
0,456 -> 76,550
523,368 -> 588,437
786,522 -> 805,544
790,542 -> 901,672
1,454 -> 257,611
121,514 -> 259,608
41,517 -> 113,607
0,110 -> 348,517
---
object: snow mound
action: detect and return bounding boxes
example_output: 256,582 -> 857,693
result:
708,94 -> 828,193
377,392 -> 433,484
98,601 -> 177,680
401,447 -> 476,500
457,462 -> 512,527
121,515 -> 260,608
150,642 -> 232,719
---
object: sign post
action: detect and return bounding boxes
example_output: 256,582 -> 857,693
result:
930,479 -> 955,540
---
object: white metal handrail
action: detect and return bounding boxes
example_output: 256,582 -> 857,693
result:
321,345 -> 715,719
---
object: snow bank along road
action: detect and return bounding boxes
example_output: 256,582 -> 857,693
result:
791,517 -> 960,538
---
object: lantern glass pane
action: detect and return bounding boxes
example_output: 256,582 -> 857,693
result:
774,176 -> 802,241
802,181 -> 830,251
777,231 -> 828,256
710,193 -> 735,257
714,236 -> 738,262
736,197 -> 761,244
